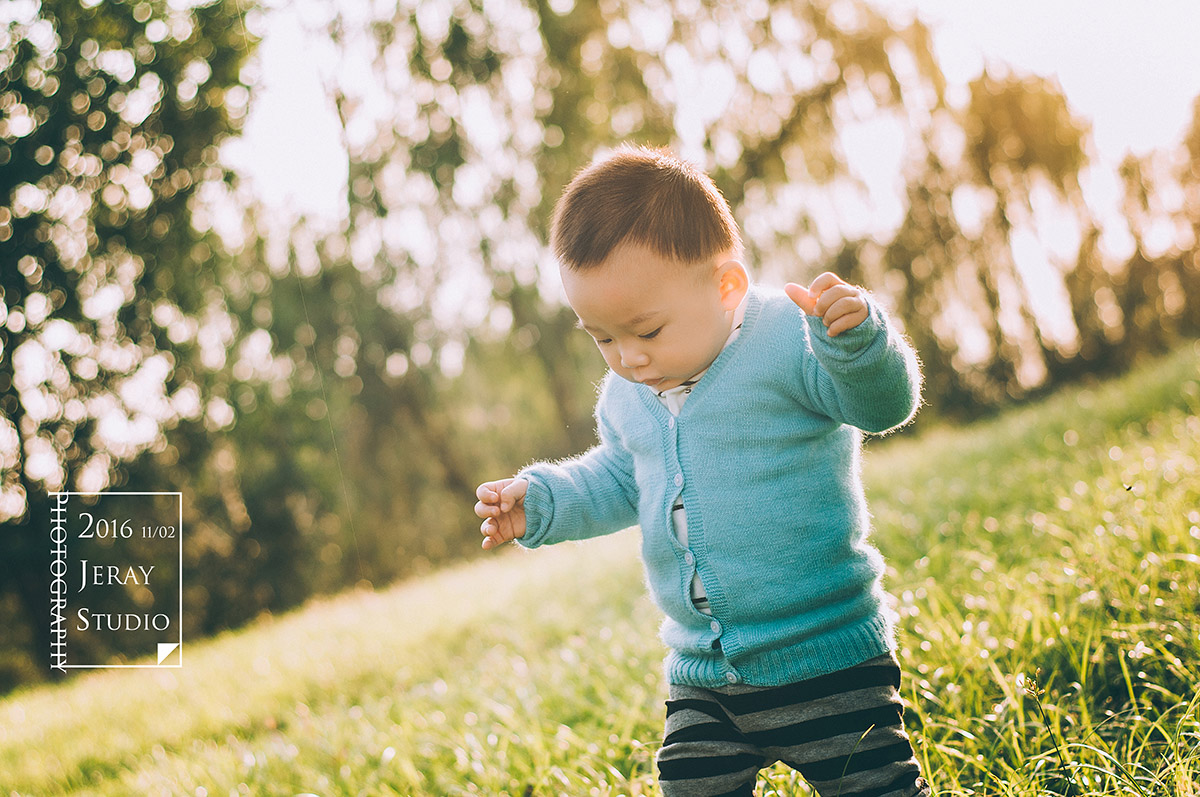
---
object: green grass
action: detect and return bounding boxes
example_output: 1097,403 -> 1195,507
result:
2,342 -> 1198,796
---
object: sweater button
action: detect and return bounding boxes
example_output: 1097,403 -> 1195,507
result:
710,620 -> 721,635
674,474 -> 683,487
725,671 -> 739,684
684,551 -> 695,566
668,417 -> 676,429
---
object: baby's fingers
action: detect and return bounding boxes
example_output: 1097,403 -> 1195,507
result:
476,481 -> 503,503
825,305 -> 869,337
784,283 -> 817,315
480,517 -> 503,548
498,478 -> 528,512
808,271 -> 846,298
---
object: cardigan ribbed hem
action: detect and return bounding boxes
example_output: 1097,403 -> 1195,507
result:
665,612 -> 896,688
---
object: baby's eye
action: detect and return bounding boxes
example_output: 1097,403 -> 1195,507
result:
595,338 -> 613,346
639,327 -> 663,340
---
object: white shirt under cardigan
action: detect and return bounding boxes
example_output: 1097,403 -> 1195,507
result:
655,296 -> 748,615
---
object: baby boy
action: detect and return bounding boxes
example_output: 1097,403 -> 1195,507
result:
475,146 -> 930,797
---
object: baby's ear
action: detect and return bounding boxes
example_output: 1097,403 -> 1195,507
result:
716,260 -> 749,310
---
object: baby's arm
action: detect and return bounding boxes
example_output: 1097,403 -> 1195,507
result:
784,272 -> 922,433
475,478 -> 528,550
475,392 -> 639,551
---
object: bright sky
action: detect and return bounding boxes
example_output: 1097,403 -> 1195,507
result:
876,0 -> 1200,163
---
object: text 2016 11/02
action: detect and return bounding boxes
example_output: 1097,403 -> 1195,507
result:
78,513 -> 176,540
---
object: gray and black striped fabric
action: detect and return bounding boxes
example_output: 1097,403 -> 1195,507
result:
657,653 -> 931,797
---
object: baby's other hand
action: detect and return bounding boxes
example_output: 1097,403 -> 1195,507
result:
785,272 -> 869,337
475,478 -> 528,550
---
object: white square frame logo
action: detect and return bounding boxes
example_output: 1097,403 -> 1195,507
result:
50,491 -> 184,670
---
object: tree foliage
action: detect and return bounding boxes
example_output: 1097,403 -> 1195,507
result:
4,0 -> 1199,692
318,0 -> 1200,420
1,0 -> 255,685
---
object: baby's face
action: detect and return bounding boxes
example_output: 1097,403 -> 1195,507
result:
561,242 -> 745,391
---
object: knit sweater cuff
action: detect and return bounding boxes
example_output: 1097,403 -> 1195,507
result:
515,471 -> 553,549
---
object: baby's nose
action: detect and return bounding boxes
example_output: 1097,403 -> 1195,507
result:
620,345 -> 650,368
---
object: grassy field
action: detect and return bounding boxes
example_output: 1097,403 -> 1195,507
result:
2,342 -> 1198,796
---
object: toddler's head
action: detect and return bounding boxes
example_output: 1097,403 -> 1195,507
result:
551,145 -> 742,270
550,146 -> 749,390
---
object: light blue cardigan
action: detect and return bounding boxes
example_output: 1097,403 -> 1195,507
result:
518,287 -> 922,688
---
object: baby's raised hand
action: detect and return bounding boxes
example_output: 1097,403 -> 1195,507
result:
475,478 -> 529,550
785,272 -> 869,337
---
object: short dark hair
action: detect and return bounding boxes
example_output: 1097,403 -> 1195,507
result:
550,145 -> 742,271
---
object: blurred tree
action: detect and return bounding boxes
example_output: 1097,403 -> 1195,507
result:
288,0 -> 1200,586
876,71 -> 1095,412
811,67 -> 1198,415
0,0 -> 256,682
316,0 -> 953,433
6,0 -> 1199,693
1109,149 -> 1200,355
1177,96 -> 1200,330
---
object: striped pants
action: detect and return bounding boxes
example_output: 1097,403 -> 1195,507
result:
656,654 -> 931,797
